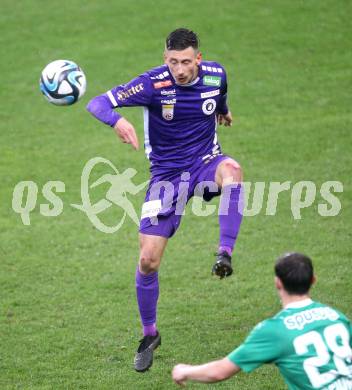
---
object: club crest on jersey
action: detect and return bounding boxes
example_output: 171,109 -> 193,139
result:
202,99 -> 216,115
203,76 -> 221,87
162,104 -> 174,120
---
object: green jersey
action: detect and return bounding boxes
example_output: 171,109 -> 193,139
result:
228,299 -> 352,390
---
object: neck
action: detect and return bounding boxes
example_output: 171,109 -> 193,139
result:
193,65 -> 199,80
281,293 -> 310,308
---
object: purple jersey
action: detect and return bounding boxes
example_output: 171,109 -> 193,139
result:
87,61 -> 229,174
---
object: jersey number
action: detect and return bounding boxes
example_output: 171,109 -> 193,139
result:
293,323 -> 352,388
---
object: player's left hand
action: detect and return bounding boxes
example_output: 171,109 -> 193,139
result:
172,364 -> 190,386
217,111 -> 233,127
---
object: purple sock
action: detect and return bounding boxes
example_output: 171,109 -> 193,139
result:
135,268 -> 159,336
219,246 -> 233,257
218,184 -> 244,256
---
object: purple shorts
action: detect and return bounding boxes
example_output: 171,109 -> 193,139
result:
139,154 -> 230,238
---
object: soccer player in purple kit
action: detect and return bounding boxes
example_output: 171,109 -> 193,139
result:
87,28 -> 244,372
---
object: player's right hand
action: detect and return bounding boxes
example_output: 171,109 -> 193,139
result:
114,117 -> 139,150
172,364 -> 190,386
217,111 -> 233,127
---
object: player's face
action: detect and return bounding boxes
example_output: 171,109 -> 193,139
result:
164,47 -> 202,85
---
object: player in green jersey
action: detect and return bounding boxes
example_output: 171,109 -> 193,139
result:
172,253 -> 352,389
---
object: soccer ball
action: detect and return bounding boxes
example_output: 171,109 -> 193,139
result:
40,60 -> 87,106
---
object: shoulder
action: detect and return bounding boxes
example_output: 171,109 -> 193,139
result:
249,316 -> 282,339
137,64 -> 173,90
200,60 -> 227,90
144,64 -> 171,81
320,303 -> 351,323
305,301 -> 349,322
118,64 -> 169,85
200,60 -> 227,76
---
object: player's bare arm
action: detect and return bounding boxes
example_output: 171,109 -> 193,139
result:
114,117 -> 139,150
172,358 -> 240,386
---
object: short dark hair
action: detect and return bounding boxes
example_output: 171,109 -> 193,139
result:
275,253 -> 314,295
166,28 -> 199,51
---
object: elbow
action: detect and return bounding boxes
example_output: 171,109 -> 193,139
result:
85,95 -> 120,127
210,358 -> 238,382
86,94 -> 114,118
205,368 -> 229,382
211,371 -> 228,382
86,97 -> 97,114
86,95 -> 108,115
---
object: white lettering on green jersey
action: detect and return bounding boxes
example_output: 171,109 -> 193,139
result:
228,300 -> 352,390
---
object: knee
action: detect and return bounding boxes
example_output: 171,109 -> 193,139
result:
219,160 -> 243,185
230,161 -> 242,181
139,250 -> 161,274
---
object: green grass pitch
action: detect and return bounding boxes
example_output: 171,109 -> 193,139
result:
1,0 -> 351,388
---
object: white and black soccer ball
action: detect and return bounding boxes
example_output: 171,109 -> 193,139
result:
40,60 -> 87,106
